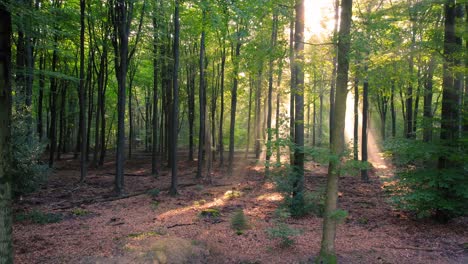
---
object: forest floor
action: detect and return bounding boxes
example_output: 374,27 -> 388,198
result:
13,150 -> 468,264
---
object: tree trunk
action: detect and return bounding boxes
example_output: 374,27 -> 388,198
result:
254,70 -> 263,159
151,13 -> 159,175
353,76 -> 359,160
0,4 -> 13,261
37,53 -> 45,140
361,71 -> 369,182
197,9 -> 206,179
329,0 -> 340,146
245,76 -> 253,157
79,0 -> 87,180
49,34 -> 59,168
391,79 -> 396,138
291,0 -> 305,216
266,12 -> 278,173
228,27 -> 241,174
169,0 -> 180,195
423,57 -> 436,142
289,17 -> 295,159
319,0 -> 352,261
219,45 -> 226,165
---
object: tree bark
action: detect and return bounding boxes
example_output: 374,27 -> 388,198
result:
197,8 -> 206,179
361,70 -> 369,182
0,4 -> 13,262
169,0 -> 180,195
291,0 -> 305,216
319,0 -> 352,261
79,0 -> 87,180
228,26 -> 242,174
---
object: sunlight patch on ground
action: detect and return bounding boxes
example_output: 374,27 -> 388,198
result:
256,193 -> 283,202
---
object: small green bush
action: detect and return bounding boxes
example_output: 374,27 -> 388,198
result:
15,210 -> 62,224
71,208 -> 89,216
146,188 -> 160,198
231,210 -> 248,234
266,222 -> 301,248
199,208 -> 220,218
10,114 -> 49,196
266,208 -> 301,247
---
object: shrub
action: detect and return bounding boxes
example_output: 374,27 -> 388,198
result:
266,208 -> 301,247
384,138 -> 468,220
10,114 -> 49,196
15,210 -> 62,224
230,209 -> 248,234
266,222 -> 301,248
199,208 -> 220,218
71,208 -> 89,216
146,188 -> 160,198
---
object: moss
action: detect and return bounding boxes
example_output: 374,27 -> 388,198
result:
199,208 -> 220,218
224,190 -> 242,200
71,208 -> 89,216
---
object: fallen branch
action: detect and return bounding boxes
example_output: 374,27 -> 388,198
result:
166,223 -> 196,229
51,183 -> 198,210
378,246 -> 442,252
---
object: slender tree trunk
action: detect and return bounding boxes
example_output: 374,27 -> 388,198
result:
329,0 -> 340,145
197,9 -> 206,179
391,79 -> 396,138
266,12 -> 278,173
423,57 -> 436,142
291,0 -> 305,216
353,76 -> 359,160
289,17 -> 295,157
319,0 -> 352,261
361,71 -> 369,182
0,4 -> 13,262
37,53 -> 45,140
79,0 -> 87,180
228,27 -> 241,174
151,13 -> 159,175
169,0 -> 180,195
49,34 -> 59,168
57,83 -> 66,160
406,15 -> 416,139
245,76 -> 253,157
99,46 -> 108,166
254,70 -> 263,159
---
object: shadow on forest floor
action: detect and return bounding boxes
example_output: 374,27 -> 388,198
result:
13,150 -> 468,264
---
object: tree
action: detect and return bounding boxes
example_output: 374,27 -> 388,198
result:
79,0 -> 87,182
169,0 -> 180,195
291,0 -> 305,216
0,2 -> 13,262
318,0 -> 353,261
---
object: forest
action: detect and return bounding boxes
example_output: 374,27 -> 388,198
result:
0,0 -> 467,263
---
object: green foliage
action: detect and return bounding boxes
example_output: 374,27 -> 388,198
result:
150,201 -> 160,211
15,210 -> 62,224
146,188 -> 160,198
224,190 -> 242,200
329,209 -> 349,223
266,207 -> 301,248
71,208 -> 89,216
10,114 -> 49,196
230,209 -> 248,234
384,138 -> 468,219
199,208 -> 220,218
